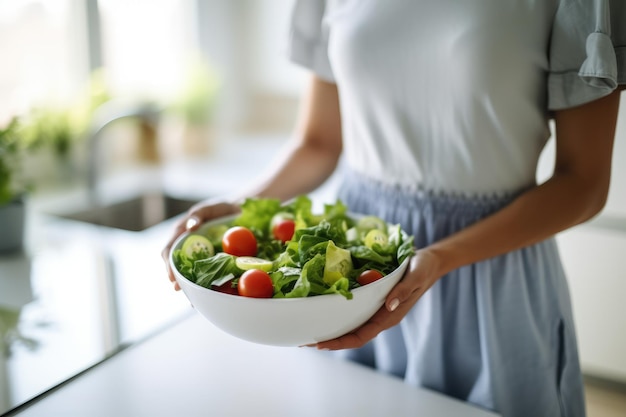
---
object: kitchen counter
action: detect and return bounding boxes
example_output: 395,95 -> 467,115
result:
6,312 -> 499,417
0,211 -> 194,415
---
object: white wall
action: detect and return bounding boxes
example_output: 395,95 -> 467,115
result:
247,0 -> 307,97
557,226 -> 626,381
605,93 -> 626,217
194,0 -> 305,133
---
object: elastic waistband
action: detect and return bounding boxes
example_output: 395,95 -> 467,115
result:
338,169 -> 526,218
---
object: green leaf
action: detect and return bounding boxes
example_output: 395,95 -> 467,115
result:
233,197 -> 282,239
285,253 -> 324,298
193,253 -> 242,288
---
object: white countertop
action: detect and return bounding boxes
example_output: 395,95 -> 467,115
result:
9,312 -> 499,417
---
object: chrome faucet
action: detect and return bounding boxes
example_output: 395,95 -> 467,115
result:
86,99 -> 161,206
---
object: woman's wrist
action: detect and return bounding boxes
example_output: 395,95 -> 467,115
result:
418,243 -> 459,279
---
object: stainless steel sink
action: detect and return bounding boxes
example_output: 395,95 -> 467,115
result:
56,193 -> 199,231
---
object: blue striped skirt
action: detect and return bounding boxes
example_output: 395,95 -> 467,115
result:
335,170 -> 586,417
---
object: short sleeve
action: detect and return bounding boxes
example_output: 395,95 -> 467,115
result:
548,0 -> 626,110
287,0 -> 335,82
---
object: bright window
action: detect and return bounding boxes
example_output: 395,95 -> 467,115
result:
0,0 -> 84,123
97,0 -> 197,101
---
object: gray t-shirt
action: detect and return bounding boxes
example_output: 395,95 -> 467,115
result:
288,0 -> 626,195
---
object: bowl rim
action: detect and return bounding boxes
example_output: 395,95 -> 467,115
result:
168,212 -> 410,303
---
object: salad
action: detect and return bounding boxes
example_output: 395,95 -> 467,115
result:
172,195 -> 414,299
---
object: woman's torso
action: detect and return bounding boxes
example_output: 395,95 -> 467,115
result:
325,0 -> 559,195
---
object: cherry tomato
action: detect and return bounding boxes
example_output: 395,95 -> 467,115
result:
237,269 -> 274,298
213,280 -> 239,295
272,219 -> 296,243
222,226 -> 257,257
357,269 -> 384,286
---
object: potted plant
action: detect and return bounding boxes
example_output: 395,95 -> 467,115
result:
19,105 -> 85,187
0,71 -> 111,253
17,69 -> 112,189
0,118 -> 30,253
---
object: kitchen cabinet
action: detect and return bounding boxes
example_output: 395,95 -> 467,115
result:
557,220 -> 626,382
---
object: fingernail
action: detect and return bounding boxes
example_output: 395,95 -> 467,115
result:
388,298 -> 400,312
185,216 -> 200,229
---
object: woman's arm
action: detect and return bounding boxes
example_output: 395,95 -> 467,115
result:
429,89 -> 621,274
317,89 -> 622,350
237,75 -> 343,202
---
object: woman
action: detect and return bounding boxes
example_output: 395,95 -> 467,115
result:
163,1 -> 625,415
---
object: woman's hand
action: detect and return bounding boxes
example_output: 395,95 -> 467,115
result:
161,200 -> 241,291
315,248 -> 444,351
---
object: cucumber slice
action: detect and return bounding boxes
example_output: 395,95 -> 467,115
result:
364,229 -> 388,249
235,256 -> 274,272
181,235 -> 214,258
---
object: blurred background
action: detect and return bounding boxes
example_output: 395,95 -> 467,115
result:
0,1 -> 317,413
0,0 -> 307,198
0,1 -> 625,415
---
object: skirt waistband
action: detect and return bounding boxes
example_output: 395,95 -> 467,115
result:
337,169 -> 526,218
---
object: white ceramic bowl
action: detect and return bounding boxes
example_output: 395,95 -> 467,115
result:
169,215 -> 409,347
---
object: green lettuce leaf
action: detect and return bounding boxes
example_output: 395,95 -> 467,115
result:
193,253 -> 242,288
233,197 -> 282,239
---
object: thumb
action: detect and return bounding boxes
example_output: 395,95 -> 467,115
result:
385,250 -> 443,312
385,277 -> 415,312
384,253 -> 429,312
